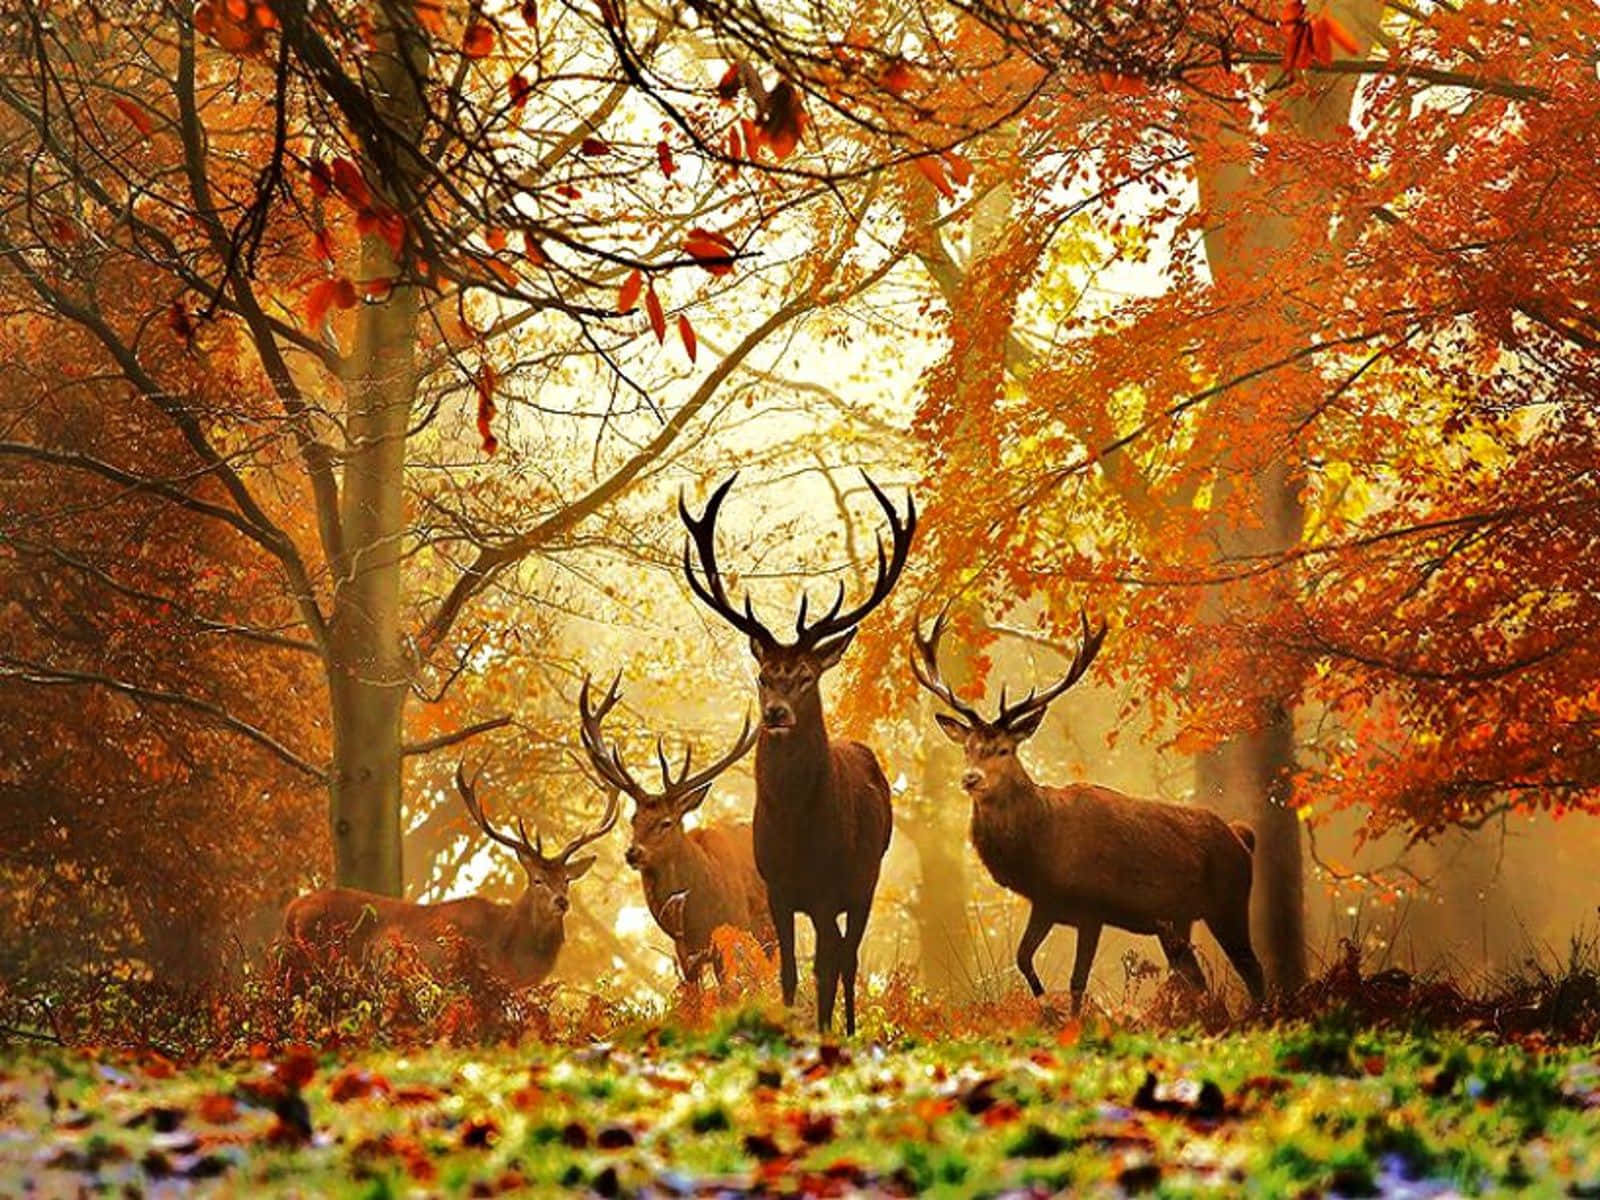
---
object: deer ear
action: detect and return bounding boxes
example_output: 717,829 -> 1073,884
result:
813,628 -> 857,672
677,782 -> 713,815
748,635 -> 770,662
1007,710 -> 1047,741
563,854 -> 597,881
934,713 -> 971,743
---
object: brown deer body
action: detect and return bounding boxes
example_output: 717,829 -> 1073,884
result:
578,675 -> 774,985
913,610 -> 1265,1014
283,768 -> 617,989
681,472 -> 913,1034
282,887 -> 567,986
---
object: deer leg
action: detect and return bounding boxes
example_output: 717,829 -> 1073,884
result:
813,914 -> 844,1034
1069,922 -> 1102,1015
840,902 -> 869,1038
1158,922 -> 1208,992
1015,906 -> 1054,999
772,901 -> 798,1008
1205,908 -> 1266,1007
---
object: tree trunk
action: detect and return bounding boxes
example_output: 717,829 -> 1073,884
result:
907,721 -> 975,994
326,14 -> 428,896
1190,1 -> 1380,993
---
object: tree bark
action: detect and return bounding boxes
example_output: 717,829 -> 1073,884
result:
326,13 -> 428,895
907,719 -> 975,994
1191,1 -> 1380,993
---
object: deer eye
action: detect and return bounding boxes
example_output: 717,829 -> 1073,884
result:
657,818 -> 673,831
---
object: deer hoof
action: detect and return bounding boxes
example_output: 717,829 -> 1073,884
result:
1038,999 -> 1069,1028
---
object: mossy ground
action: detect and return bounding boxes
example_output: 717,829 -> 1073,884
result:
3,1009 -> 1598,1196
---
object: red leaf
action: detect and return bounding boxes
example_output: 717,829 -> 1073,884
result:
307,159 -> 332,198
645,286 -> 666,344
508,73 -> 531,109
555,182 -> 580,201
274,1046 -> 318,1090
313,228 -> 336,263
716,63 -> 742,103
1325,14 -> 1360,53
415,1 -> 446,35
167,301 -> 195,345
678,314 -> 697,363
112,97 -> 154,138
656,141 -> 676,178
618,268 -> 644,314
331,158 -> 370,209
524,233 -> 548,265
195,1094 -> 238,1125
913,155 -> 955,200
475,363 -> 498,454
881,61 -> 915,96
580,136 -> 610,156
942,151 -> 973,187
1311,16 -> 1333,66
485,226 -> 507,252
357,207 -> 406,257
684,227 -> 737,276
305,278 -> 338,327
329,1067 -> 391,1103
758,82 -> 805,160
362,277 -> 393,302
333,277 -> 358,309
195,1 -> 267,54
726,125 -> 743,161
1097,71 -> 1146,95
741,118 -> 763,160
463,21 -> 495,58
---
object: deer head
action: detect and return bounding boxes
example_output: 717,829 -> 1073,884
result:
453,764 -> 619,927
578,674 -> 756,871
679,471 -> 916,736
911,606 -> 1106,800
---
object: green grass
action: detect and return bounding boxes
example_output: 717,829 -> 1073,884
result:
3,1012 -> 1598,1196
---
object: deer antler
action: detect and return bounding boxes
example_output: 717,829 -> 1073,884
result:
681,471 -> 916,651
578,674 -> 755,813
578,674 -> 649,801
554,785 -> 621,865
679,473 -> 778,650
793,472 -> 917,649
995,610 -> 1107,733
455,763 -> 538,859
657,715 -> 757,811
910,603 -> 987,729
911,606 -> 1107,731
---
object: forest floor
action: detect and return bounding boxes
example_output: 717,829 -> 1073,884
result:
2,1010 -> 1599,1197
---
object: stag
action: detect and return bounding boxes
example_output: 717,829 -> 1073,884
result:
578,674 -> 774,985
680,472 -> 914,1034
912,608 -> 1265,1014
283,768 -> 618,988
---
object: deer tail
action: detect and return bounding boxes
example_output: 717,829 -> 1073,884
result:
1229,821 -> 1256,854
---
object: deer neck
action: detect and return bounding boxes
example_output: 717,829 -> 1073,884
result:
973,772 -> 1049,838
642,836 -> 714,907
754,692 -> 832,803
501,890 -> 564,979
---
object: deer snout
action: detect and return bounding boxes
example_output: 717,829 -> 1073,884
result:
961,768 -> 984,792
625,844 -> 644,868
553,893 -> 570,914
762,703 -> 795,731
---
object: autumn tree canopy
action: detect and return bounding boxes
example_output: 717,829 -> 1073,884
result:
4,0 -> 1598,1001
